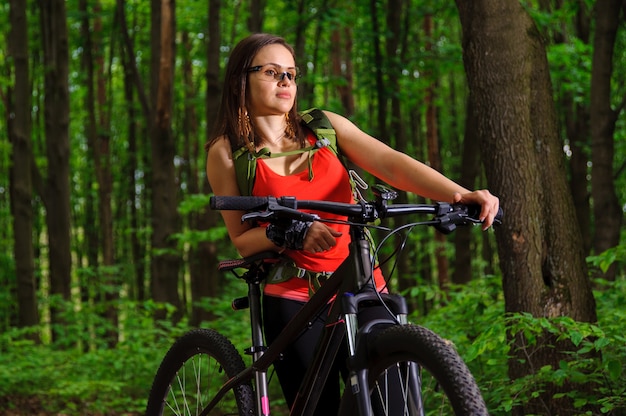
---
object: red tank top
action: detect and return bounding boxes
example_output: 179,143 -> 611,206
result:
253,133 -> 385,301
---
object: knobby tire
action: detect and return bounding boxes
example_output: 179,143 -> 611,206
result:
340,324 -> 488,416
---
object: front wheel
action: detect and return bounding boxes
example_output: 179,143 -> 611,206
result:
146,328 -> 255,416
340,324 -> 488,415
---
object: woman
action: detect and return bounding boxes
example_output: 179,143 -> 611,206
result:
206,33 -> 499,413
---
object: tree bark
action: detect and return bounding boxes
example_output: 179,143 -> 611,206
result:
456,1 -> 598,413
39,0 -> 72,342
78,0 -> 100,350
331,28 -> 355,117
369,0 -> 386,137
247,0 -> 265,32
9,0 -> 40,338
423,14 -> 449,291
117,0 -> 147,301
452,99 -> 480,284
590,0 -> 623,280
190,0 -> 223,324
150,0 -> 182,318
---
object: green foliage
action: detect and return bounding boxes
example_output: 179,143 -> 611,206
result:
2,273 -> 626,414
0,300 -> 187,415
412,275 -> 626,415
548,38 -> 593,104
587,242 -> 626,273
172,193 -> 230,250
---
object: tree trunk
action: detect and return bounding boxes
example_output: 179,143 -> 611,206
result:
248,0 -> 265,32
79,0 -> 118,346
331,28 -> 355,117
456,1 -> 598,414
423,14 -> 449,291
180,28 -> 211,325
369,0 -> 386,137
39,0 -> 72,342
118,0 -> 147,301
78,0 -> 100,350
384,0 -> 414,297
192,0 -> 223,323
150,0 -> 182,319
452,99 -> 480,284
9,0 -> 40,338
590,0 -> 623,280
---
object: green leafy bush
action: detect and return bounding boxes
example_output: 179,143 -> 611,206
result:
410,275 -> 626,415
2,272 -> 625,415
0,301 -> 184,415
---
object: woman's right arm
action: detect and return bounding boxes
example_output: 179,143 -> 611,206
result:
206,138 -> 280,257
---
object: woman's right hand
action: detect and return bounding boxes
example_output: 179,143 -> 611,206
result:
302,222 -> 343,254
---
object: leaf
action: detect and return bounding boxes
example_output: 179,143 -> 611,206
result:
607,359 -> 622,381
570,330 -> 584,347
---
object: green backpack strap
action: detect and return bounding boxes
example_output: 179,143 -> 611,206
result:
232,108 -> 341,196
299,108 -> 341,159
232,145 -> 264,197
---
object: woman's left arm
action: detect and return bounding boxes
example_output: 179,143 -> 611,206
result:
325,111 -> 500,229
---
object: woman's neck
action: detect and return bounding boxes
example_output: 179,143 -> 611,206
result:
252,114 -> 291,148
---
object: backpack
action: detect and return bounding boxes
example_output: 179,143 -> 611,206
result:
231,108 -> 343,196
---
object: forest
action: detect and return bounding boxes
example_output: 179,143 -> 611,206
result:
1,0 -> 625,414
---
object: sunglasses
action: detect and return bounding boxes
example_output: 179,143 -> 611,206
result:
247,64 -> 301,82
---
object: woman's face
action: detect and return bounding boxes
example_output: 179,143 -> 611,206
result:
246,44 -> 297,117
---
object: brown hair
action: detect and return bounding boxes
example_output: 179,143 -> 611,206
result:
206,33 -> 304,152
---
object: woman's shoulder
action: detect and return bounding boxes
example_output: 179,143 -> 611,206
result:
207,135 -> 236,166
319,110 -> 357,133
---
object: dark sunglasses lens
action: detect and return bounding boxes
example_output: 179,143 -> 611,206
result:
277,72 -> 294,81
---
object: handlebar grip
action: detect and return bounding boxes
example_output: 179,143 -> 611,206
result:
210,196 -> 269,211
495,207 -> 504,225
463,204 -> 504,225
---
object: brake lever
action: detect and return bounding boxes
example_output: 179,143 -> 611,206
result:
240,197 -> 320,223
434,203 -> 503,234
241,211 -> 275,222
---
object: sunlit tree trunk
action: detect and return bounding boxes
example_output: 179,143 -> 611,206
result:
150,0 -> 182,319
456,1 -> 598,413
9,0 -> 40,339
39,0 -> 72,342
590,0 -> 623,280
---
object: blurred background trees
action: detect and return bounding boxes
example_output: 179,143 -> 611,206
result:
1,0 -> 624,414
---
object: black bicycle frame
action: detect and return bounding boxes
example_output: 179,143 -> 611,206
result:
200,224 -> 400,416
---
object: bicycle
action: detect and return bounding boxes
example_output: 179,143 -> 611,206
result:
146,183 -> 502,415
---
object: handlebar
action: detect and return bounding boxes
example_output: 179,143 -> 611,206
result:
210,188 -> 502,234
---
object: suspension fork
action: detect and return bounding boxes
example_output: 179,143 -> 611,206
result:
341,224 -> 426,415
342,228 -> 378,415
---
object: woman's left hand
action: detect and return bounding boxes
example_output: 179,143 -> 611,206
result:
453,190 -> 500,230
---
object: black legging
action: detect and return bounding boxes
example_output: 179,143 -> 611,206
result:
263,295 -> 346,415
263,294 -> 401,415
